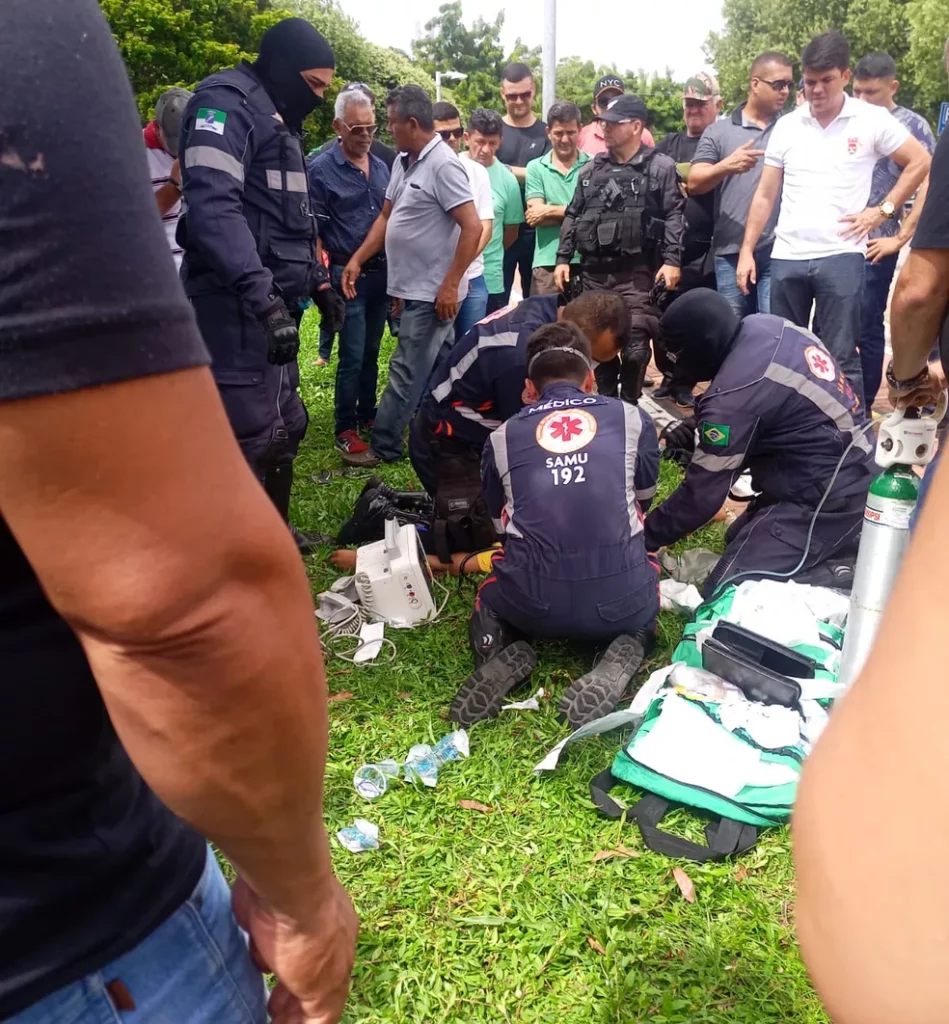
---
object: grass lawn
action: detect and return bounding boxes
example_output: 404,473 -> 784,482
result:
287,311 -> 827,1024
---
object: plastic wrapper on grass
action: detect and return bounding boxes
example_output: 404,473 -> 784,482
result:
337,819 -> 380,853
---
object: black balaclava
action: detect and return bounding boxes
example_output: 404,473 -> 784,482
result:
660,288 -> 742,384
253,18 -> 335,133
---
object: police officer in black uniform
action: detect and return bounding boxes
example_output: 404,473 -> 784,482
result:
554,95 -> 686,404
178,18 -> 345,552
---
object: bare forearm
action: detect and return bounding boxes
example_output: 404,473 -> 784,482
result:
352,212 -> 387,264
508,165 -> 527,184
890,249 -> 949,378
887,155 -> 930,212
688,163 -> 727,195
897,176 -> 929,243
740,190 -> 775,253
444,219 -> 482,287
155,181 -> 180,216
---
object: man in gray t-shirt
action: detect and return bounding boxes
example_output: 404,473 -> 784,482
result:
340,85 -> 480,466
689,51 -> 794,316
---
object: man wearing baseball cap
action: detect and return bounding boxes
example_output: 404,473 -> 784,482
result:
143,87 -> 193,268
578,74 -> 655,157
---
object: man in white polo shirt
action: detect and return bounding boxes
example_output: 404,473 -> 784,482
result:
736,31 -> 930,403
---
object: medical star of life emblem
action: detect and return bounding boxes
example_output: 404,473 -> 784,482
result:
804,344 -> 837,382
535,409 -> 598,453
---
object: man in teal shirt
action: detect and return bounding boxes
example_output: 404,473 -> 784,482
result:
525,101 -> 590,294
463,108 -> 525,314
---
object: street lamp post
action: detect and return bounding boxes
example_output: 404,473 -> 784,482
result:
542,0 -> 556,119
435,69 -> 467,101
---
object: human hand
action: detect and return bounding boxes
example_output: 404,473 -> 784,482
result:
435,278 -> 460,321
525,204 -> 548,227
735,248 -> 756,296
722,140 -> 765,175
389,296 -> 403,318
341,260 -> 361,300
259,298 -> 300,366
553,264 -> 571,293
892,362 -> 947,410
839,206 -> 885,243
313,285 -> 346,334
866,234 -> 903,265
656,265 -> 681,291
232,873 -> 358,1024
170,158 -> 181,186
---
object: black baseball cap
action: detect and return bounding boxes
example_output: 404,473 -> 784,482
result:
597,94 -> 649,124
594,75 -> 625,102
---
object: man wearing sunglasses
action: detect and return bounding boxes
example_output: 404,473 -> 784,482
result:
308,83 -> 391,458
690,51 -> 795,318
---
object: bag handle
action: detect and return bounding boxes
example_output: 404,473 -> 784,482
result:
589,768 -> 758,863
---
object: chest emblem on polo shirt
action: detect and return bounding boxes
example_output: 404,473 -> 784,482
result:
536,409 -> 598,453
804,344 -> 837,382
847,136 -> 859,155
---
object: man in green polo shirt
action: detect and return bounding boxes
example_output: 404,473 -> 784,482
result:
525,101 -> 590,295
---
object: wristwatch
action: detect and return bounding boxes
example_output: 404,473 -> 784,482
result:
878,199 -> 896,219
885,359 -> 929,393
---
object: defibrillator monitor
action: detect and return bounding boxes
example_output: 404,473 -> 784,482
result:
355,520 -> 436,626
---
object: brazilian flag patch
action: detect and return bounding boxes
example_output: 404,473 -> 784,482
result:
701,422 -> 730,447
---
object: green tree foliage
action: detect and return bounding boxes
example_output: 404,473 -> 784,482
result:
705,0 -> 949,124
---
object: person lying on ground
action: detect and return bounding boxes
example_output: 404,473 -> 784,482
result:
645,289 -> 874,597
448,321 -> 660,730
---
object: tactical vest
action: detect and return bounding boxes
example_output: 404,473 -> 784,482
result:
574,151 -> 663,265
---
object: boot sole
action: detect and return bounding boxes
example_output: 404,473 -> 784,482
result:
559,635 -> 645,730
449,641 -> 537,726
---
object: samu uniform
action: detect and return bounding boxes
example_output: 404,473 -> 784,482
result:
644,315 -> 874,595
178,62 -> 326,492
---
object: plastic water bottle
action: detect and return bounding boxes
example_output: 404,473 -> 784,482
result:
404,730 -> 469,787
336,818 -> 380,852
353,759 -> 401,800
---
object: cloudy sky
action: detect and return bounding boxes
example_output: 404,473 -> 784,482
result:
336,0 -> 723,81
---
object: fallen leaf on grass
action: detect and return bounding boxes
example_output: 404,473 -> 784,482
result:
397,692 -> 411,700
592,845 -> 641,863
328,691 -> 354,702
673,867 -> 696,903
586,936 -> 606,955
458,800 -> 493,813
734,864 -> 748,882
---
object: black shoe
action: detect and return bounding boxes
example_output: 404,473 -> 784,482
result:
291,524 -> 333,556
653,379 -> 675,399
449,641 -> 537,726
558,634 -> 646,729
672,389 -> 695,408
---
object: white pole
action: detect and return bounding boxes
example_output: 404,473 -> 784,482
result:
542,0 -> 556,120
436,70 -> 443,102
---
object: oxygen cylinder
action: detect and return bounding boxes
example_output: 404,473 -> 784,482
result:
838,396 -> 946,687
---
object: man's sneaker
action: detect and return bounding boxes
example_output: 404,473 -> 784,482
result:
290,524 -> 333,556
449,641 -> 537,726
339,445 -> 382,467
653,377 -> 675,399
558,634 -> 646,729
336,429 -> 368,455
672,388 -> 695,408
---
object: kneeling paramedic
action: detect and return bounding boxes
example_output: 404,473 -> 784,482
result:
409,291 -> 630,565
177,19 -> 345,553
645,289 -> 874,596
449,322 -> 661,730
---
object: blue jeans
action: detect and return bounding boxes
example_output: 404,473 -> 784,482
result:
455,274 -> 488,343
331,265 -> 387,436
371,299 -> 456,460
858,252 -> 899,408
714,249 -> 772,318
10,847 -> 266,1024
771,253 -> 866,404
318,326 -> 335,361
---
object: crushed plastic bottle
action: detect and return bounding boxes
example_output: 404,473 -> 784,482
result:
353,759 -> 401,800
336,818 -> 379,853
434,729 -> 469,763
403,730 -> 469,787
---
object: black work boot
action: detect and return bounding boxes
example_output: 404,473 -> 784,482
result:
558,633 -> 649,729
336,478 -> 434,546
449,641 -> 537,726
264,460 -> 332,555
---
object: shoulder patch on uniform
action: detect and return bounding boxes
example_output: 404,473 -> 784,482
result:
196,108 -> 227,135
535,409 -> 598,454
804,344 -> 837,382
700,422 -> 730,447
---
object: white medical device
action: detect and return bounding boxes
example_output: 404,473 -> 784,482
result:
355,519 -> 437,626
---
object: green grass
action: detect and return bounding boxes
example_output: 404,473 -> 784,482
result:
287,311 -> 827,1024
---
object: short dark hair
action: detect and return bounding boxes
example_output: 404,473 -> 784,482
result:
562,291 -> 629,349
468,107 -> 504,137
854,52 -> 898,81
751,51 -> 794,78
432,100 -> 461,122
526,322 -> 592,388
802,31 -> 851,74
546,100 -> 583,128
501,62 -> 533,85
386,85 -> 434,132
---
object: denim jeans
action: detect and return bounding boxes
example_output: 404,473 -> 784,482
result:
771,253 -> 866,403
371,299 -> 456,460
858,252 -> 899,409
9,847 -> 266,1024
330,264 -> 388,436
318,326 -> 335,361
502,227 -> 535,302
455,274 -> 488,343
714,249 -> 772,318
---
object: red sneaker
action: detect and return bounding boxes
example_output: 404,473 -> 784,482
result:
335,429 -> 368,454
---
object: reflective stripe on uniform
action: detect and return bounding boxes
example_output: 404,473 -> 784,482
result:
266,169 -> 308,192
489,422 -> 523,539
692,449 -> 745,472
620,401 -> 645,537
635,484 -> 658,501
454,405 -> 503,430
185,146 -> 245,183
430,330 -> 520,403
764,363 -> 873,454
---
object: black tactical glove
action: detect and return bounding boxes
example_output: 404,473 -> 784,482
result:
313,284 -> 346,334
660,415 -> 696,467
259,297 -> 299,366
